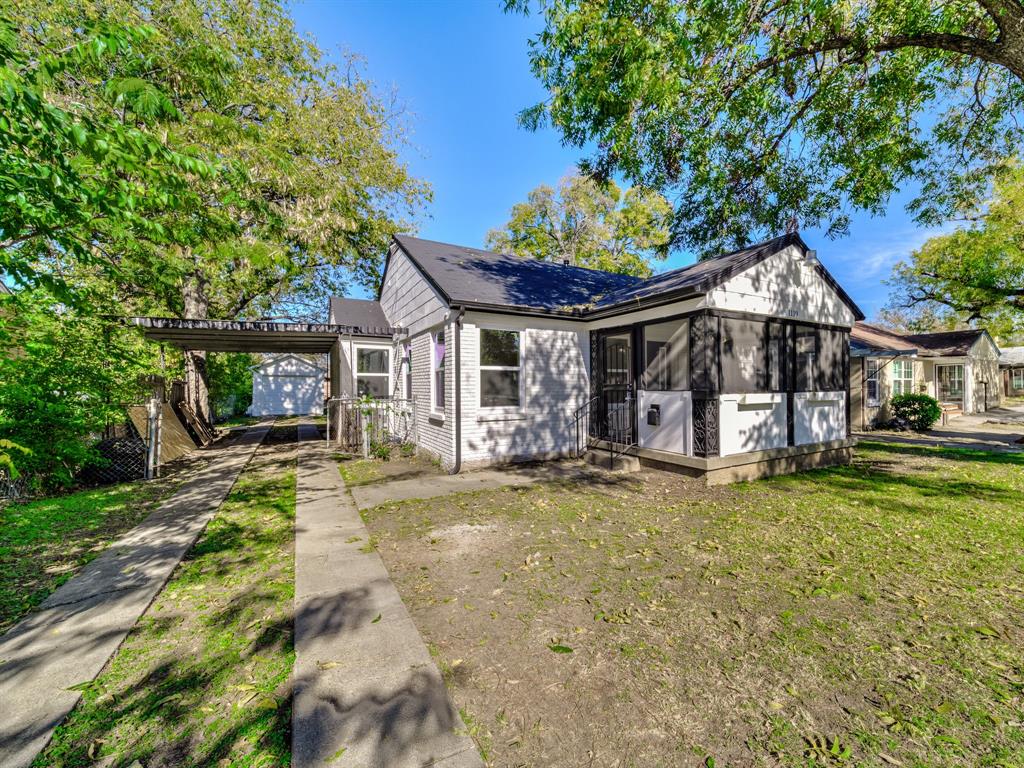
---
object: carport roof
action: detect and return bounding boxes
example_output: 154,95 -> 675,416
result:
130,317 -> 393,352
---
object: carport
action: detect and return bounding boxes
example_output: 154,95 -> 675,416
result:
128,317 -> 396,473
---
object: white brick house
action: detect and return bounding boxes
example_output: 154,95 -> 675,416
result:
326,233 -> 865,483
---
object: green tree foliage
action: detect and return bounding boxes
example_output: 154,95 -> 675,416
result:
509,0 -> 1024,256
0,16 -> 218,302
0,289 -> 161,489
207,353 -> 256,420
888,164 -> 1024,338
486,175 -> 672,276
8,0 -> 429,319
7,0 -> 430,425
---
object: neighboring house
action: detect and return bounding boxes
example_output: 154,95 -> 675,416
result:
850,323 -> 1001,429
249,354 -> 326,417
1000,346 -> 1024,397
326,232 -> 864,483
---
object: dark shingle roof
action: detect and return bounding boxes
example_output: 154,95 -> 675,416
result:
904,329 -> 988,357
850,323 -> 919,357
852,323 -> 991,358
327,297 -> 392,336
390,235 -> 639,313
390,232 -> 863,320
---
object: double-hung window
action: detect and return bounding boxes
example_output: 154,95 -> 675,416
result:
891,359 -> 914,396
356,347 -> 390,398
1014,368 -> 1024,391
479,329 -> 521,408
865,359 -> 880,405
431,330 -> 446,412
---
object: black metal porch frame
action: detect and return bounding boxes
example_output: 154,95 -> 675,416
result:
588,307 -> 852,459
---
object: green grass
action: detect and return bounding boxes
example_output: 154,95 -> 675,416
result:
0,480 -> 177,633
336,456 -> 386,487
37,435 -> 296,768
364,441 -> 1024,767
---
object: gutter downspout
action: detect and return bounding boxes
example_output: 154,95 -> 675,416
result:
449,305 -> 466,475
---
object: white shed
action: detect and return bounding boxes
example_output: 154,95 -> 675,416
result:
249,354 -> 325,417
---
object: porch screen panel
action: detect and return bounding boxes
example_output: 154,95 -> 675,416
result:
689,313 -> 718,392
794,324 -> 846,391
642,319 -> 689,390
720,317 -> 765,392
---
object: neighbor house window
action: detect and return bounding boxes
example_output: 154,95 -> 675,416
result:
937,364 -> 964,401
432,329 -> 446,411
356,347 -> 390,398
865,359 -> 880,405
1014,368 -> 1024,391
642,319 -> 688,390
479,329 -> 521,407
891,359 -> 914,396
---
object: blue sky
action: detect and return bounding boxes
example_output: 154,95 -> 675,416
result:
288,0 -> 947,319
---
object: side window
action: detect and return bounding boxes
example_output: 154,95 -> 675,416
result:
356,347 -> 390,398
432,329 -> 446,411
479,329 -> 521,407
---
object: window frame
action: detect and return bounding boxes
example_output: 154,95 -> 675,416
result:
1013,368 -> 1024,390
865,359 -> 880,406
891,359 -> 914,396
478,327 -> 523,410
354,344 -> 391,400
401,341 -> 412,401
430,327 -> 446,415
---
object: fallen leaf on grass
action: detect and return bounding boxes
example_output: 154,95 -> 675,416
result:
317,660 -> 340,670
328,746 -> 347,762
547,644 -> 573,654
371,613 -> 381,623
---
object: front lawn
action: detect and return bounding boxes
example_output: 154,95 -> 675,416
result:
363,442 -> 1024,767
0,475 -> 185,634
38,425 -> 297,768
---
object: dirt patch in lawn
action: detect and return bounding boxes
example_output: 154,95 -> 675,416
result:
364,442 -> 1024,767
37,424 -> 296,768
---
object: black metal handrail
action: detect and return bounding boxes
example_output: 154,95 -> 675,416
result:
573,392 -> 637,468
572,396 -> 598,458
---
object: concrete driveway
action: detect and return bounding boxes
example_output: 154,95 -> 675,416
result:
858,401 -> 1024,452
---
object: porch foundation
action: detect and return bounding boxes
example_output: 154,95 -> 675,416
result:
593,438 -> 856,485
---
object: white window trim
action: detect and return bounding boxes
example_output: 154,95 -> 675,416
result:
478,326 -> 525,413
354,344 -> 392,399
865,359 -> 880,407
1013,368 -> 1024,390
430,327 -> 446,417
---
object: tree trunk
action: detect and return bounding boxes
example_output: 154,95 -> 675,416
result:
182,271 -> 212,429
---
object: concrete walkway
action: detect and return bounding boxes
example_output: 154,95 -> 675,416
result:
0,425 -> 269,768
292,425 -> 482,768
350,461 -> 593,511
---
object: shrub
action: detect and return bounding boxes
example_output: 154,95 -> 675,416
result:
890,393 -> 942,432
399,442 -> 416,458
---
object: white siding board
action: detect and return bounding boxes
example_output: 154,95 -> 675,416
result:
708,245 -> 856,327
380,249 -> 448,336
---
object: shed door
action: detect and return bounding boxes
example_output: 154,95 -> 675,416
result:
255,374 -> 321,416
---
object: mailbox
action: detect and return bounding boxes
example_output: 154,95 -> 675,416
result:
646,403 -> 661,426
